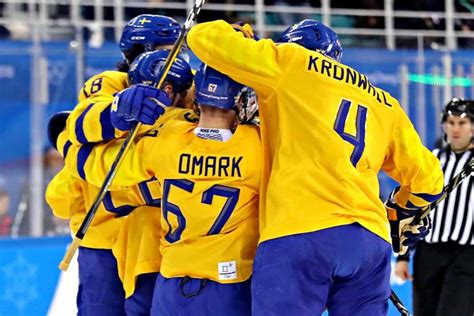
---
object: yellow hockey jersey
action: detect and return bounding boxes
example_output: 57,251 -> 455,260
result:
68,71 -> 130,144
48,130 -> 162,296
112,204 -> 162,298
68,70 -> 198,145
64,116 -> 261,283
187,21 -> 444,244
46,131 -> 122,249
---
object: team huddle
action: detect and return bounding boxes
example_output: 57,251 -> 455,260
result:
46,13 -> 444,316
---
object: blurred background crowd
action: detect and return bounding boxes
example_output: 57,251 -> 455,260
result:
1,0 -> 474,47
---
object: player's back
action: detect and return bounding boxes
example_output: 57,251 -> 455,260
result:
258,44 -> 442,244
153,119 -> 261,284
186,23 -> 441,245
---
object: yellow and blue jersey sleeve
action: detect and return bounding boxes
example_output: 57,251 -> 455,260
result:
69,71 -> 129,144
68,69 -> 198,145
187,20 -> 444,244
188,21 -> 281,99
78,71 -> 129,102
45,166 -> 123,249
63,108 -> 198,190
381,104 -> 444,208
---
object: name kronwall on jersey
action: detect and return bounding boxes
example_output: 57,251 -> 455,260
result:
178,153 -> 243,177
307,55 -> 393,107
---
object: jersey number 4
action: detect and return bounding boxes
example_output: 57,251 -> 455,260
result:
162,179 -> 240,243
333,99 -> 368,167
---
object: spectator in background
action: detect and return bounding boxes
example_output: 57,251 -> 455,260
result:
332,0 -> 383,46
265,0 -> 318,26
0,3 -> 11,38
395,98 -> 474,316
456,0 -> 474,48
16,147 -> 67,236
394,0 -> 445,47
0,189 -> 12,236
196,0 -> 256,24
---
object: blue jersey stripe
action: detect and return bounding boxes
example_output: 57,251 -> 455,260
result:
103,192 -> 136,217
77,144 -> 94,180
62,140 -> 72,159
100,105 -> 115,141
75,103 -> 95,144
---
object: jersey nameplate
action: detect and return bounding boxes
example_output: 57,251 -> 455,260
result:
178,153 -> 243,177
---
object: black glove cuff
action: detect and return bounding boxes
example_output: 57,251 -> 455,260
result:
396,254 -> 410,262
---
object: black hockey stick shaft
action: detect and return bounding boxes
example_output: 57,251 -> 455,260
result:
417,158 -> 473,222
59,0 -> 206,271
390,289 -> 410,316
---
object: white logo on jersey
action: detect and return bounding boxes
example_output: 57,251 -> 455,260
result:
208,83 -> 218,92
218,261 -> 237,280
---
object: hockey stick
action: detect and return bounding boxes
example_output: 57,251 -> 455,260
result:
58,0 -> 206,271
390,289 -> 410,316
389,158 -> 473,315
417,157 -> 473,222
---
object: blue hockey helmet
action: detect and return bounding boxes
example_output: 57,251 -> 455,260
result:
47,111 -> 71,149
194,64 -> 243,110
120,14 -> 181,63
277,19 -> 342,62
128,50 -> 193,95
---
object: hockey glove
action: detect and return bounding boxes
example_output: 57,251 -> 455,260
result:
47,111 -> 71,149
111,84 -> 171,131
385,188 -> 431,256
231,22 -> 258,40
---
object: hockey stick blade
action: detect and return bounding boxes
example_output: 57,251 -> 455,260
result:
58,0 -> 206,271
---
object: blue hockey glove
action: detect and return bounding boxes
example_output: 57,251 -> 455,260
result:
111,84 -> 171,131
385,188 -> 431,256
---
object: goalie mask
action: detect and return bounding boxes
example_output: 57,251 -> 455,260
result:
237,87 -> 259,124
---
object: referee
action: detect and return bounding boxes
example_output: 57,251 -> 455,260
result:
395,98 -> 474,316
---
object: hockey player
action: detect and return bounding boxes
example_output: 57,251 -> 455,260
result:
67,14 -> 183,146
186,19 -> 444,315
110,50 -> 196,314
46,112 -> 126,316
47,116 -> 164,316
47,49 -> 194,315
62,64 -> 261,315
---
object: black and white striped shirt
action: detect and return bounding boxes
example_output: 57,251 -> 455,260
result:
425,147 -> 473,245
